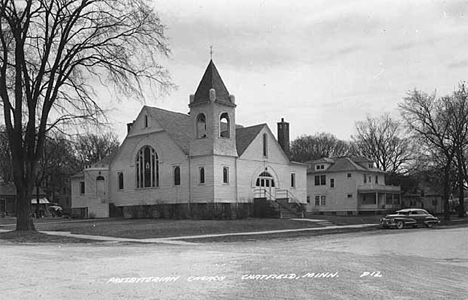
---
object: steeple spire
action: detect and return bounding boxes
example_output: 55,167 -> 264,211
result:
190,60 -> 234,107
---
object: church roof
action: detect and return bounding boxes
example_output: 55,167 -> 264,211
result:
144,106 -> 265,157
146,106 -> 192,154
236,124 -> 266,156
191,60 -> 234,106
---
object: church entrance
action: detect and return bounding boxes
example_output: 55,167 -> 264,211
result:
255,171 -> 276,200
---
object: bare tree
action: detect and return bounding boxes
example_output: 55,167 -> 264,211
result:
74,132 -> 120,167
399,86 -> 468,220
290,132 -> 352,162
0,0 -> 171,230
352,114 -> 414,175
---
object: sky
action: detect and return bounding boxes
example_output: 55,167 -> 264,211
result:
105,0 -> 468,142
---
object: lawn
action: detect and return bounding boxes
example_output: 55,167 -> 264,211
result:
1,218 -> 329,240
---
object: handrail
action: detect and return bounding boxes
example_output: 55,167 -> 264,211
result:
277,189 -> 305,217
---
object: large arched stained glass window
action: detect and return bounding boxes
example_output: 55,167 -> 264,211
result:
136,146 -> 159,188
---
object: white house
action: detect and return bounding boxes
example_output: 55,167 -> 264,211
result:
71,60 -> 307,219
306,157 -> 401,215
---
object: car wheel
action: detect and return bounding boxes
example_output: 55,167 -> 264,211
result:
426,223 -> 434,228
396,221 -> 404,229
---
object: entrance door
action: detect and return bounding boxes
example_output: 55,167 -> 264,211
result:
256,171 -> 276,200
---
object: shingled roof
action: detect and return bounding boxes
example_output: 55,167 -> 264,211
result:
307,156 -> 377,173
236,124 -> 266,156
144,106 -> 262,156
191,60 -> 234,106
146,106 -> 192,154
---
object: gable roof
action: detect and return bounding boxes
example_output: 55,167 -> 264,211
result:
307,156 -> 379,173
146,106 -> 192,154
235,124 -> 266,156
327,157 -> 367,172
191,60 -> 234,107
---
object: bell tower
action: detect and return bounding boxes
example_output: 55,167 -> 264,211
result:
189,60 -> 238,157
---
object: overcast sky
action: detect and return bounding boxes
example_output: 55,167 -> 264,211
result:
106,0 -> 468,142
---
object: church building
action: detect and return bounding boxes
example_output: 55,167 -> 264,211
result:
71,60 -> 307,219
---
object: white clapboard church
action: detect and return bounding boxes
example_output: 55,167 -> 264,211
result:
71,60 -> 307,219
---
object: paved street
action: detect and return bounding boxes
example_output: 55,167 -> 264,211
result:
1,227 -> 467,300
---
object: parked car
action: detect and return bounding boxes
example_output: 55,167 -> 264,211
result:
48,205 -> 63,217
380,208 -> 439,229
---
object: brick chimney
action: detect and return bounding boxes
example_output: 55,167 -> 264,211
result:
277,118 -> 290,157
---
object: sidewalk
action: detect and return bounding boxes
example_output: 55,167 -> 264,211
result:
0,223 -> 379,245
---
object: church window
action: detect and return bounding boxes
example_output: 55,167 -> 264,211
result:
199,167 -> 205,184
174,166 -> 180,186
223,167 -> 229,184
291,173 -> 296,188
196,113 -> 207,138
79,181 -> 85,194
144,115 -> 148,128
263,133 -> 268,157
118,172 -> 124,190
220,113 -> 230,138
136,146 -> 158,188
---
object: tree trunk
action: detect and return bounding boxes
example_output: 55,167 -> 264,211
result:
458,154 -> 465,218
443,164 -> 451,221
15,180 -> 35,231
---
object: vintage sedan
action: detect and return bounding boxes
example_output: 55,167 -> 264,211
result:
380,208 -> 440,229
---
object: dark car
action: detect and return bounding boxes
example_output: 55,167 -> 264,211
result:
380,208 -> 439,229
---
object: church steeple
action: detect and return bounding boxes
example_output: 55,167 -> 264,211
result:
190,60 -> 235,107
189,60 -> 237,158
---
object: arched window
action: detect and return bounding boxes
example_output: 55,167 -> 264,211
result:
256,171 -> 275,187
174,166 -> 180,186
223,166 -> 229,184
118,172 -> 124,190
196,113 -> 207,138
199,167 -> 205,184
220,112 -> 230,138
136,146 -> 159,188
96,176 -> 105,197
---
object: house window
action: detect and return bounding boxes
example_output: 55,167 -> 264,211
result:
174,166 -> 180,186
316,164 -> 325,170
136,146 -> 158,188
307,196 -> 310,203
314,175 -> 326,186
223,167 -> 229,184
347,194 -> 353,198
196,113 -> 207,138
375,175 -> 379,184
315,195 -> 326,206
199,167 -> 205,184
118,172 -> 124,190
330,178 -> 335,188
363,174 -> 367,184
347,173 -> 351,178
368,163 -> 373,168
79,181 -> 85,194
220,113 -> 230,138
321,196 -> 326,206
263,133 -> 268,157
291,173 -> 296,188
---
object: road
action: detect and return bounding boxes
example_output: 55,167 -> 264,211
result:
1,226 -> 467,300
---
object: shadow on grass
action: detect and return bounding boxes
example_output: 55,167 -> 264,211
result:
0,230 -> 101,244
